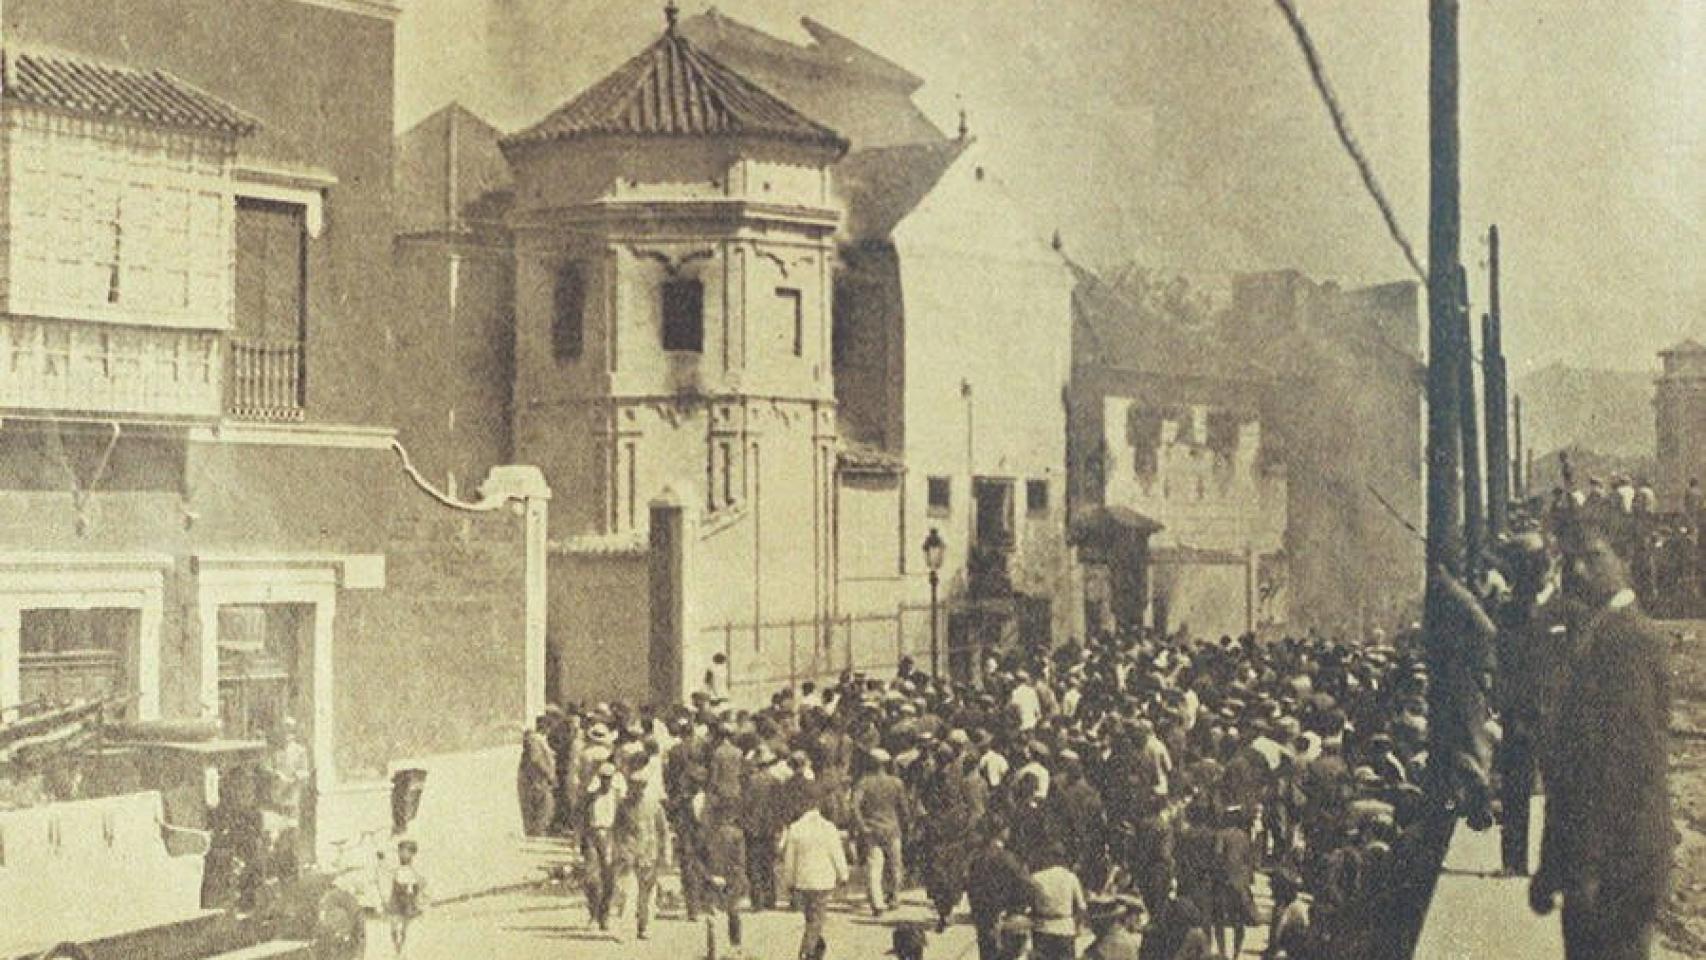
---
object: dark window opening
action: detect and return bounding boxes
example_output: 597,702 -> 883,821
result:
20,607 -> 139,718
553,262 -> 586,361
662,279 -> 704,353
832,279 -> 852,370
721,441 -> 734,505
778,287 -> 803,356
1027,478 -> 1049,513
974,478 -> 1016,549
927,476 -> 951,516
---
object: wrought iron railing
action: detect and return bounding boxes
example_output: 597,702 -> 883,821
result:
228,337 -> 304,421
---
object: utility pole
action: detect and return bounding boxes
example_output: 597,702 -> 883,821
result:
1458,266 -> 1484,571
1483,225 -> 1510,535
1424,0 -> 1465,584
1513,394 -> 1525,499
1395,4 -> 1466,954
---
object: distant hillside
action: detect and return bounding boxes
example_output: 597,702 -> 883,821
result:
1513,363 -> 1656,460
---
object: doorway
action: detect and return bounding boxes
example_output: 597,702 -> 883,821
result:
217,604 -> 313,746
972,478 -> 1015,550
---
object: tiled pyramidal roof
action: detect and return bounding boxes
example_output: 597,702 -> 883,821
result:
503,17 -> 846,152
2,47 -> 259,136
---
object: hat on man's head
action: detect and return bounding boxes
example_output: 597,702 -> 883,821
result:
1087,894 -> 1141,926
1494,530 -> 1552,585
886,923 -> 928,959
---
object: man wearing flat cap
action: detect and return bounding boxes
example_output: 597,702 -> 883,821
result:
1530,516 -> 1674,960
1053,748 -> 1109,889
852,748 -> 909,915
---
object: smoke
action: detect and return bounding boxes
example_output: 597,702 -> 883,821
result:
397,0 -> 1703,372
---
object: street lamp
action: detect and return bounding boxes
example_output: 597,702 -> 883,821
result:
922,527 -> 946,677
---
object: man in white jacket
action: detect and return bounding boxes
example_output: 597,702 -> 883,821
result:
780,784 -> 849,960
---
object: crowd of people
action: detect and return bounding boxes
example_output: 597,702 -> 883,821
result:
508,462 -> 1679,960
518,620 -> 1442,959
509,472 -> 1677,960
1563,472 -> 1706,618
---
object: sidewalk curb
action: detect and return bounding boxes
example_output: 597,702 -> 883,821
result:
431,877 -> 549,909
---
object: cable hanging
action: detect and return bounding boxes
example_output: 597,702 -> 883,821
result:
1271,0 -> 1428,283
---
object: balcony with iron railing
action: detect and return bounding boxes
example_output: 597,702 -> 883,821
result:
227,337 -> 305,422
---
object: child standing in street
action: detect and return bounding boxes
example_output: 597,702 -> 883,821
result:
386,838 -> 427,957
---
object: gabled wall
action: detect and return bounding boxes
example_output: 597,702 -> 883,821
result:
891,147 -> 1077,636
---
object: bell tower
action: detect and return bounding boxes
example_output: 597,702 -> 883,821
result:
499,5 -> 849,539
1655,339 -> 1706,506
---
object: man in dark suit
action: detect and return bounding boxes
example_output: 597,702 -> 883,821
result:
965,819 -> 1034,960
1530,522 -> 1674,960
1489,531 -> 1566,876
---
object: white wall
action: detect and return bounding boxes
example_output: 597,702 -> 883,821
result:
893,146 -> 1076,630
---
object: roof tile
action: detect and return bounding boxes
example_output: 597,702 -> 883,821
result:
502,23 -> 845,153
2,48 -> 258,136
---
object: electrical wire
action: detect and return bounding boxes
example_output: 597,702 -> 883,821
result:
1271,0 -> 1428,284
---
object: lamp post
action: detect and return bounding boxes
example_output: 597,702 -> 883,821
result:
922,527 -> 946,678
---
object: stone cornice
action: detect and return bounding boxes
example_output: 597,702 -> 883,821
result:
511,199 -> 840,234
189,420 -> 398,449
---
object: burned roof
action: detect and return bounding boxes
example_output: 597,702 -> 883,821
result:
1071,261 -> 1267,383
2,47 -> 258,137
679,9 -> 944,150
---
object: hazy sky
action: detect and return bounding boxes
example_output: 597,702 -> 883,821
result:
396,0 -> 1703,374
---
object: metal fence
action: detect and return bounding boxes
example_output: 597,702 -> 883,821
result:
711,603 -> 1022,694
